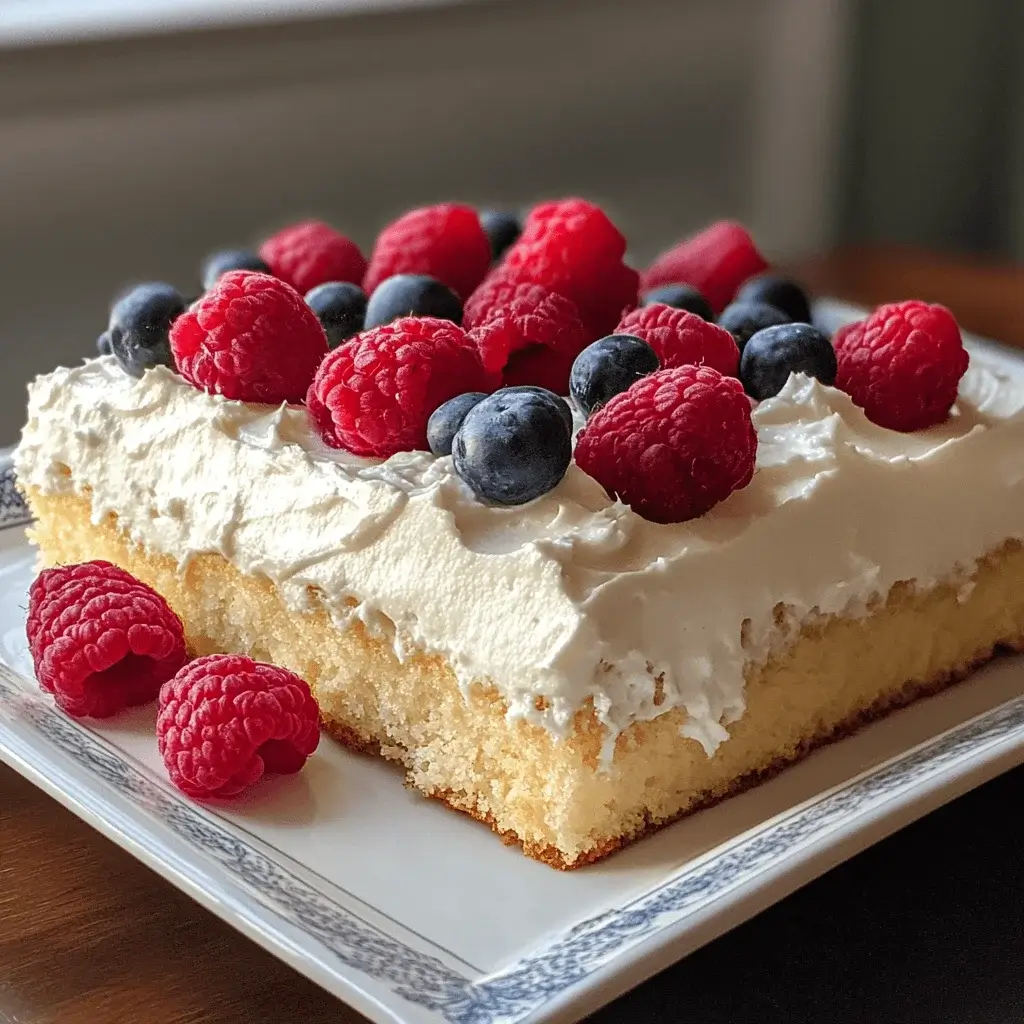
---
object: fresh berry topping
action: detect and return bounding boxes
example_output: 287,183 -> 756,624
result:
575,365 -> 757,523
201,249 -> 271,291
157,654 -> 320,799
463,270 -> 531,330
97,331 -> 113,356
307,317 -> 495,457
305,281 -> 368,348
27,561 -> 187,719
497,198 -> 639,336
363,274 -> 463,329
641,221 -> 769,314
717,301 -> 791,351
479,209 -> 522,261
735,274 -> 812,324
170,271 -> 328,404
833,300 -> 969,431
259,220 -> 367,295
615,303 -> 739,375
468,283 -> 587,393
107,283 -> 185,378
740,323 -> 836,400
570,334 -> 660,416
452,387 -> 573,505
502,384 -> 574,433
642,284 -> 714,322
363,204 -> 491,301
427,392 -> 488,456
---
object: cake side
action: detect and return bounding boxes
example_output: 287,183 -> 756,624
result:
25,487 -> 1024,868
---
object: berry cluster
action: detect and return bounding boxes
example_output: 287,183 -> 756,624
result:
27,561 -> 321,799
94,202 -> 970,525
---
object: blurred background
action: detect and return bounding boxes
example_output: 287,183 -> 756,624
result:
0,0 -> 1019,438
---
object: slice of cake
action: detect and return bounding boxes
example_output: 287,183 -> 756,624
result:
13,206 -> 1024,868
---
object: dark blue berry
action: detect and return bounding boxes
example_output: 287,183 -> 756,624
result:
500,385 -> 574,435
569,334 -> 660,416
479,210 -> 521,261
642,284 -> 714,321
427,392 -> 488,456
97,331 -> 113,356
735,275 -> 812,324
108,283 -> 185,378
740,323 -> 836,400
201,249 -> 271,291
718,301 -> 791,351
364,274 -> 463,329
305,281 -> 367,348
452,387 -> 572,505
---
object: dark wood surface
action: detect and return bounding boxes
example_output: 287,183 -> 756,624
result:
3,245 -> 1024,1024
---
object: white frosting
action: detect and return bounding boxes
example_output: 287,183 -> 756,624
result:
15,349 -> 1024,759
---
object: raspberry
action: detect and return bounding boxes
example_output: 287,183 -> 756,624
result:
27,561 -> 187,718
616,303 -> 739,376
641,221 -> 769,314
258,220 -> 367,295
501,345 -> 578,394
833,300 -> 969,432
463,270 -> 531,331
170,271 -> 328,404
363,204 -> 491,300
496,199 -> 639,337
157,654 -> 320,799
307,316 -> 496,457
469,283 -> 587,390
575,365 -> 757,523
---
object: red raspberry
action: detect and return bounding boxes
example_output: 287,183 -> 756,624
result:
27,561 -> 187,718
463,270 -> 531,331
170,271 -> 328,404
307,316 -> 496,457
641,221 -> 769,314
616,303 -> 739,376
363,203 -> 491,300
157,654 -> 320,799
501,345 -> 577,394
575,365 -> 757,523
833,300 -> 969,432
497,198 -> 639,337
258,220 -> 367,294
469,283 -> 587,389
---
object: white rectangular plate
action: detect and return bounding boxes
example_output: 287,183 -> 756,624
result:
2,300 -> 1023,1024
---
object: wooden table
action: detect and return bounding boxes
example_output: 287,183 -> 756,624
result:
4,245 -> 1024,1024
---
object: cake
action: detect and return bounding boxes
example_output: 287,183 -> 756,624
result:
13,205 -> 1024,868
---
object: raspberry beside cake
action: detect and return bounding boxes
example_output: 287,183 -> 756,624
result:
14,205 -> 1024,868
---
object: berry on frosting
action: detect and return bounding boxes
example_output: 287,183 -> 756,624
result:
641,221 -> 769,314
363,204 -> 491,301
27,561 -> 187,718
479,209 -> 522,261
735,274 -> 812,325
452,386 -> 573,505
305,281 -> 368,348
570,333 -> 660,416
833,300 -> 969,432
201,249 -> 271,291
717,300 -> 791,351
170,271 -> 328,404
427,392 -> 488,456
157,654 -> 320,799
641,284 -> 714,322
259,220 -> 367,295
615,303 -> 739,375
107,282 -> 186,378
740,323 -> 836,400
575,365 -> 757,523
307,316 -> 496,457
363,274 -> 463,329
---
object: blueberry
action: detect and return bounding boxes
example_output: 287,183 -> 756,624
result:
479,209 -> 521,261
108,283 -> 185,378
735,275 -> 812,325
642,284 -> 714,321
570,334 -> 660,416
201,249 -> 271,291
718,301 -> 791,351
500,385 -> 574,435
452,387 -> 572,505
97,330 -> 113,356
740,323 -> 836,400
305,281 -> 367,348
428,392 -> 488,456
364,274 -> 463,329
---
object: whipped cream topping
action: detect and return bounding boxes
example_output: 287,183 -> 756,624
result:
16,347 -> 1024,758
